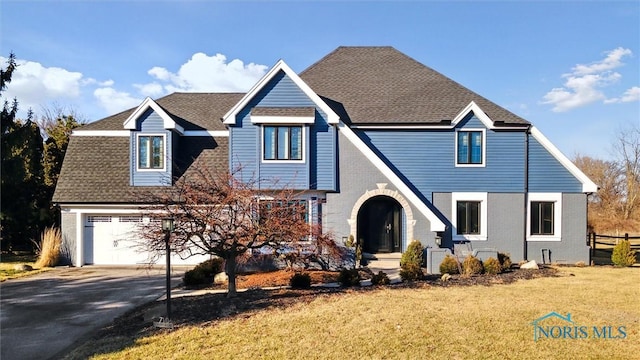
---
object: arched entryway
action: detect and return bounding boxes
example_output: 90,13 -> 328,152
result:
357,196 -> 402,253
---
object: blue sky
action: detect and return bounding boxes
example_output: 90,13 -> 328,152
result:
1,1 -> 638,160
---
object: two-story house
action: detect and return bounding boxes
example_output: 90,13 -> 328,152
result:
53,46 -> 597,267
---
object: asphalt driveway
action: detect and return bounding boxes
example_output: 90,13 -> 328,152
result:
0,266 -> 185,360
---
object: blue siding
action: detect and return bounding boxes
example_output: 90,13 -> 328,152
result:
528,137 -> 582,192
361,115 -> 526,198
130,109 -> 172,186
229,70 -> 336,190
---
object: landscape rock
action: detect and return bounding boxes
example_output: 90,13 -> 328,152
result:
520,260 -> 539,270
14,264 -> 33,271
213,272 -> 228,284
440,273 -> 452,281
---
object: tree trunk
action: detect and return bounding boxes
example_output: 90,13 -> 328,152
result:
226,255 -> 237,297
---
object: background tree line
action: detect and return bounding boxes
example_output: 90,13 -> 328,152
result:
574,125 -> 640,235
1,53 -> 83,252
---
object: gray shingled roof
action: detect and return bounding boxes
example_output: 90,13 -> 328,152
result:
52,136 -> 228,203
55,46 -> 530,204
300,46 -> 529,125
80,92 -> 244,131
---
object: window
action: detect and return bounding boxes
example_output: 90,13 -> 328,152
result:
527,193 -> 562,241
263,126 -> 302,161
138,135 -> 164,169
531,202 -> 554,235
451,192 -> 487,241
457,201 -> 481,235
456,130 -> 484,166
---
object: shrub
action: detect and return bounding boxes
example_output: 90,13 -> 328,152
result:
400,263 -> 423,281
183,268 -> 207,286
289,272 -> 312,289
400,240 -> 424,268
498,252 -> 512,270
183,258 -> 225,287
439,255 -> 460,274
371,271 -> 390,285
400,240 -> 424,281
34,227 -> 62,268
612,240 -> 636,267
462,255 -> 483,275
338,268 -> 361,287
483,257 -> 502,275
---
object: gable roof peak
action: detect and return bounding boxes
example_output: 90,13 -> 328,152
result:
222,59 -> 339,125
123,97 -> 184,134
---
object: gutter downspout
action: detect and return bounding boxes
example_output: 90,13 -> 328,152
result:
524,126 -> 531,261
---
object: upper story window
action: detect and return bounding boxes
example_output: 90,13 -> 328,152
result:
138,134 -> 165,170
456,130 -> 485,167
263,126 -> 303,161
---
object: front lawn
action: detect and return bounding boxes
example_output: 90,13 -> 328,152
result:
0,253 -> 50,281
65,266 -> 639,359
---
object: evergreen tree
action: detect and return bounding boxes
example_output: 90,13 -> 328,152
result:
1,54 -> 46,251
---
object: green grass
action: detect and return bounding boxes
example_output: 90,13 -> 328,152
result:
65,267 -> 639,359
0,253 -> 50,281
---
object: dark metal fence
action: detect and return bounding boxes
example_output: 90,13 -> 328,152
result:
588,232 -> 640,265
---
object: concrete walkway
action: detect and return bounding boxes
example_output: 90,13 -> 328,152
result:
0,266 -> 185,360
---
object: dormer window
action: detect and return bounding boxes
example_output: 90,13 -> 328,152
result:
263,126 -> 303,161
138,134 -> 165,170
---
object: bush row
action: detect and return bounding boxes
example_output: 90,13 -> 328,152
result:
439,253 -> 512,275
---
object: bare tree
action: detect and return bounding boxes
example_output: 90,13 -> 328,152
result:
137,165 -> 340,296
614,124 -> 640,223
574,124 -> 640,233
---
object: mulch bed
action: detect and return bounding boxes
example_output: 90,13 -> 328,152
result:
85,266 -> 560,351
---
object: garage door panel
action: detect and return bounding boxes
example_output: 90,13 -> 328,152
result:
84,214 -> 211,265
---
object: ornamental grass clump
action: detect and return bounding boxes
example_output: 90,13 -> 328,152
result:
34,227 -> 62,268
483,257 -> 502,275
462,255 -> 483,275
611,240 -> 636,267
439,255 -> 460,275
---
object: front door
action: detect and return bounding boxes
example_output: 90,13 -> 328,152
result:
358,197 -> 402,253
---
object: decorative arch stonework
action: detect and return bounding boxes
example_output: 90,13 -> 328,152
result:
347,183 -> 416,249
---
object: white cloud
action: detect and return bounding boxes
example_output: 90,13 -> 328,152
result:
0,57 -> 84,111
145,52 -> 268,93
93,87 -> 141,114
541,48 -> 638,112
134,82 -> 164,97
604,86 -> 640,104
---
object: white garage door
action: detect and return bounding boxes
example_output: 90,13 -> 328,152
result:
83,215 -> 209,265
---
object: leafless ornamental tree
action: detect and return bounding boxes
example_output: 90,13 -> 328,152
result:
138,166 -> 333,296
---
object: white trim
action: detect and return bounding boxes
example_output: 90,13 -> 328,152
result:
72,130 -> 130,137
338,121 -> 446,232
351,124 -> 526,130
222,59 -> 339,125
451,192 -> 488,241
135,133 -> 167,172
527,192 -> 562,242
76,212 -> 83,266
261,125 -> 306,164
452,101 -> 495,129
123,97 -> 184,134
183,130 -> 229,137
251,115 -> 315,124
530,127 -> 598,193
455,128 -> 486,168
